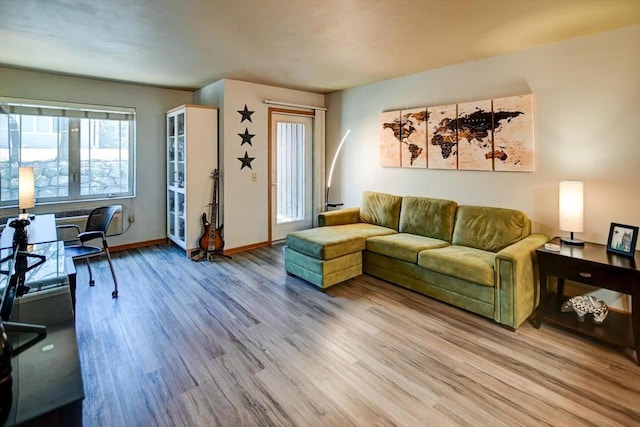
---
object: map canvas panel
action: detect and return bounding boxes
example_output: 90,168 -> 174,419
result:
492,94 -> 534,172
400,108 -> 427,168
457,100 -> 493,171
379,110 -> 401,167
427,104 -> 457,170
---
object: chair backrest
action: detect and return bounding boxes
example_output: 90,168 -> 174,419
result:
86,206 -> 120,233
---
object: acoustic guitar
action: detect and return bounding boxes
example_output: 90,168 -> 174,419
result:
197,169 -> 224,255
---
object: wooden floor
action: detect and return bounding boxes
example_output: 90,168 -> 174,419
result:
75,243 -> 640,426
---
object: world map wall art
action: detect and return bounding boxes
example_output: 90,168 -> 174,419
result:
379,94 -> 534,172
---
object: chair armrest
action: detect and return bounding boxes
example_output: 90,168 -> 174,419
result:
495,233 -> 550,329
57,224 -> 81,233
78,230 -> 105,243
318,207 -> 360,227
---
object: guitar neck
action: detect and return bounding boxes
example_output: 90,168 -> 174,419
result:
211,183 -> 218,228
210,169 -> 220,230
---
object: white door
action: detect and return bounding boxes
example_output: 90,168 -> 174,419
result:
270,113 -> 314,241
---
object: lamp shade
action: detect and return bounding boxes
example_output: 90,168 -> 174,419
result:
559,180 -> 583,232
19,166 -> 35,210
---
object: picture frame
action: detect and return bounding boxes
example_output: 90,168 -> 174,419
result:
606,222 -> 638,257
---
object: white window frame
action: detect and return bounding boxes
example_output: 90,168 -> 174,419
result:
0,97 -> 136,208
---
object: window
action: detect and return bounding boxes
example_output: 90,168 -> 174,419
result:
276,121 -> 307,224
0,97 -> 135,207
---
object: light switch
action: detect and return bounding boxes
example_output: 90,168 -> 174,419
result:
252,173 -> 257,182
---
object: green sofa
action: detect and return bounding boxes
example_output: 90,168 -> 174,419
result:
285,191 -> 549,329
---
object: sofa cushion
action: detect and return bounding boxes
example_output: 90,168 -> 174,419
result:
359,191 -> 403,231
452,206 -> 531,252
366,233 -> 450,263
286,224 -> 395,260
338,223 -> 397,239
418,245 -> 496,287
287,227 -> 364,260
399,196 -> 457,241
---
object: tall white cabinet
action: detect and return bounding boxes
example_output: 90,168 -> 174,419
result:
166,104 -> 218,256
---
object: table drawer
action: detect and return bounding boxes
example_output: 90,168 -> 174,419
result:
542,255 -> 635,294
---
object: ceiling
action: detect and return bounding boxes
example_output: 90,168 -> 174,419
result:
1,0 -> 639,94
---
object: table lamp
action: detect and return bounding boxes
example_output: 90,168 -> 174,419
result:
18,166 -> 35,219
559,180 -> 584,246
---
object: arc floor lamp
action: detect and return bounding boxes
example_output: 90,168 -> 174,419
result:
325,129 -> 351,211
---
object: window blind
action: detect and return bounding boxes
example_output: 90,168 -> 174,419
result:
0,97 -> 135,121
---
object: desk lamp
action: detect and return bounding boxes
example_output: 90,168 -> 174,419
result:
18,166 -> 35,220
12,166 -> 35,251
559,180 -> 584,246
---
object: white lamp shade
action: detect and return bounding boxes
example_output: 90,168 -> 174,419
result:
559,181 -> 583,233
19,166 -> 35,210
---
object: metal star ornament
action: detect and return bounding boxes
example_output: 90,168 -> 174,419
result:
238,128 -> 255,146
237,151 -> 255,169
237,104 -> 254,123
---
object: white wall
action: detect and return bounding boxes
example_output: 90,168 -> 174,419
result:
326,25 -> 640,245
0,66 -> 194,246
196,79 -> 324,251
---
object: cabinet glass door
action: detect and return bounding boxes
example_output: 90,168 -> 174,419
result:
167,111 -> 186,246
175,112 -> 186,243
167,115 -> 176,241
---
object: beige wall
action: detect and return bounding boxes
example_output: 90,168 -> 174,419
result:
326,25 -> 639,243
196,79 -> 324,251
0,66 -> 193,246
325,25 -> 640,309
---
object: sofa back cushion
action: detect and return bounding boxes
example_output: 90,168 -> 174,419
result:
452,206 -> 531,252
399,196 -> 458,241
359,191 -> 403,231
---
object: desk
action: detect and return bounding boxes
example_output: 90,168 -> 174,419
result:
1,214 -> 73,309
0,214 -> 76,312
0,214 -> 58,249
533,238 -> 640,365
0,214 -> 84,426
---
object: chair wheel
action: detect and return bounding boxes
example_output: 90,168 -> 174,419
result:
112,290 -> 118,298
89,280 -> 95,287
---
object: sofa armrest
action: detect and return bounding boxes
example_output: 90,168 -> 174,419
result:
318,207 -> 361,227
494,233 -> 550,329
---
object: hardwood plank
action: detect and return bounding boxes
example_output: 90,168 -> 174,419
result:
74,243 -> 640,426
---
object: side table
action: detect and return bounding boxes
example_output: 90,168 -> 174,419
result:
533,238 -> 639,365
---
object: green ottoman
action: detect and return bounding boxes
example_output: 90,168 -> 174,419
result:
285,224 -> 395,288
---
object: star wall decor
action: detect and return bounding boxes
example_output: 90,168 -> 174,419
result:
237,104 -> 254,123
237,151 -> 255,170
238,128 -> 255,146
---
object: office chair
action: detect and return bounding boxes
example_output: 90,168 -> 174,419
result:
58,206 -> 120,298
